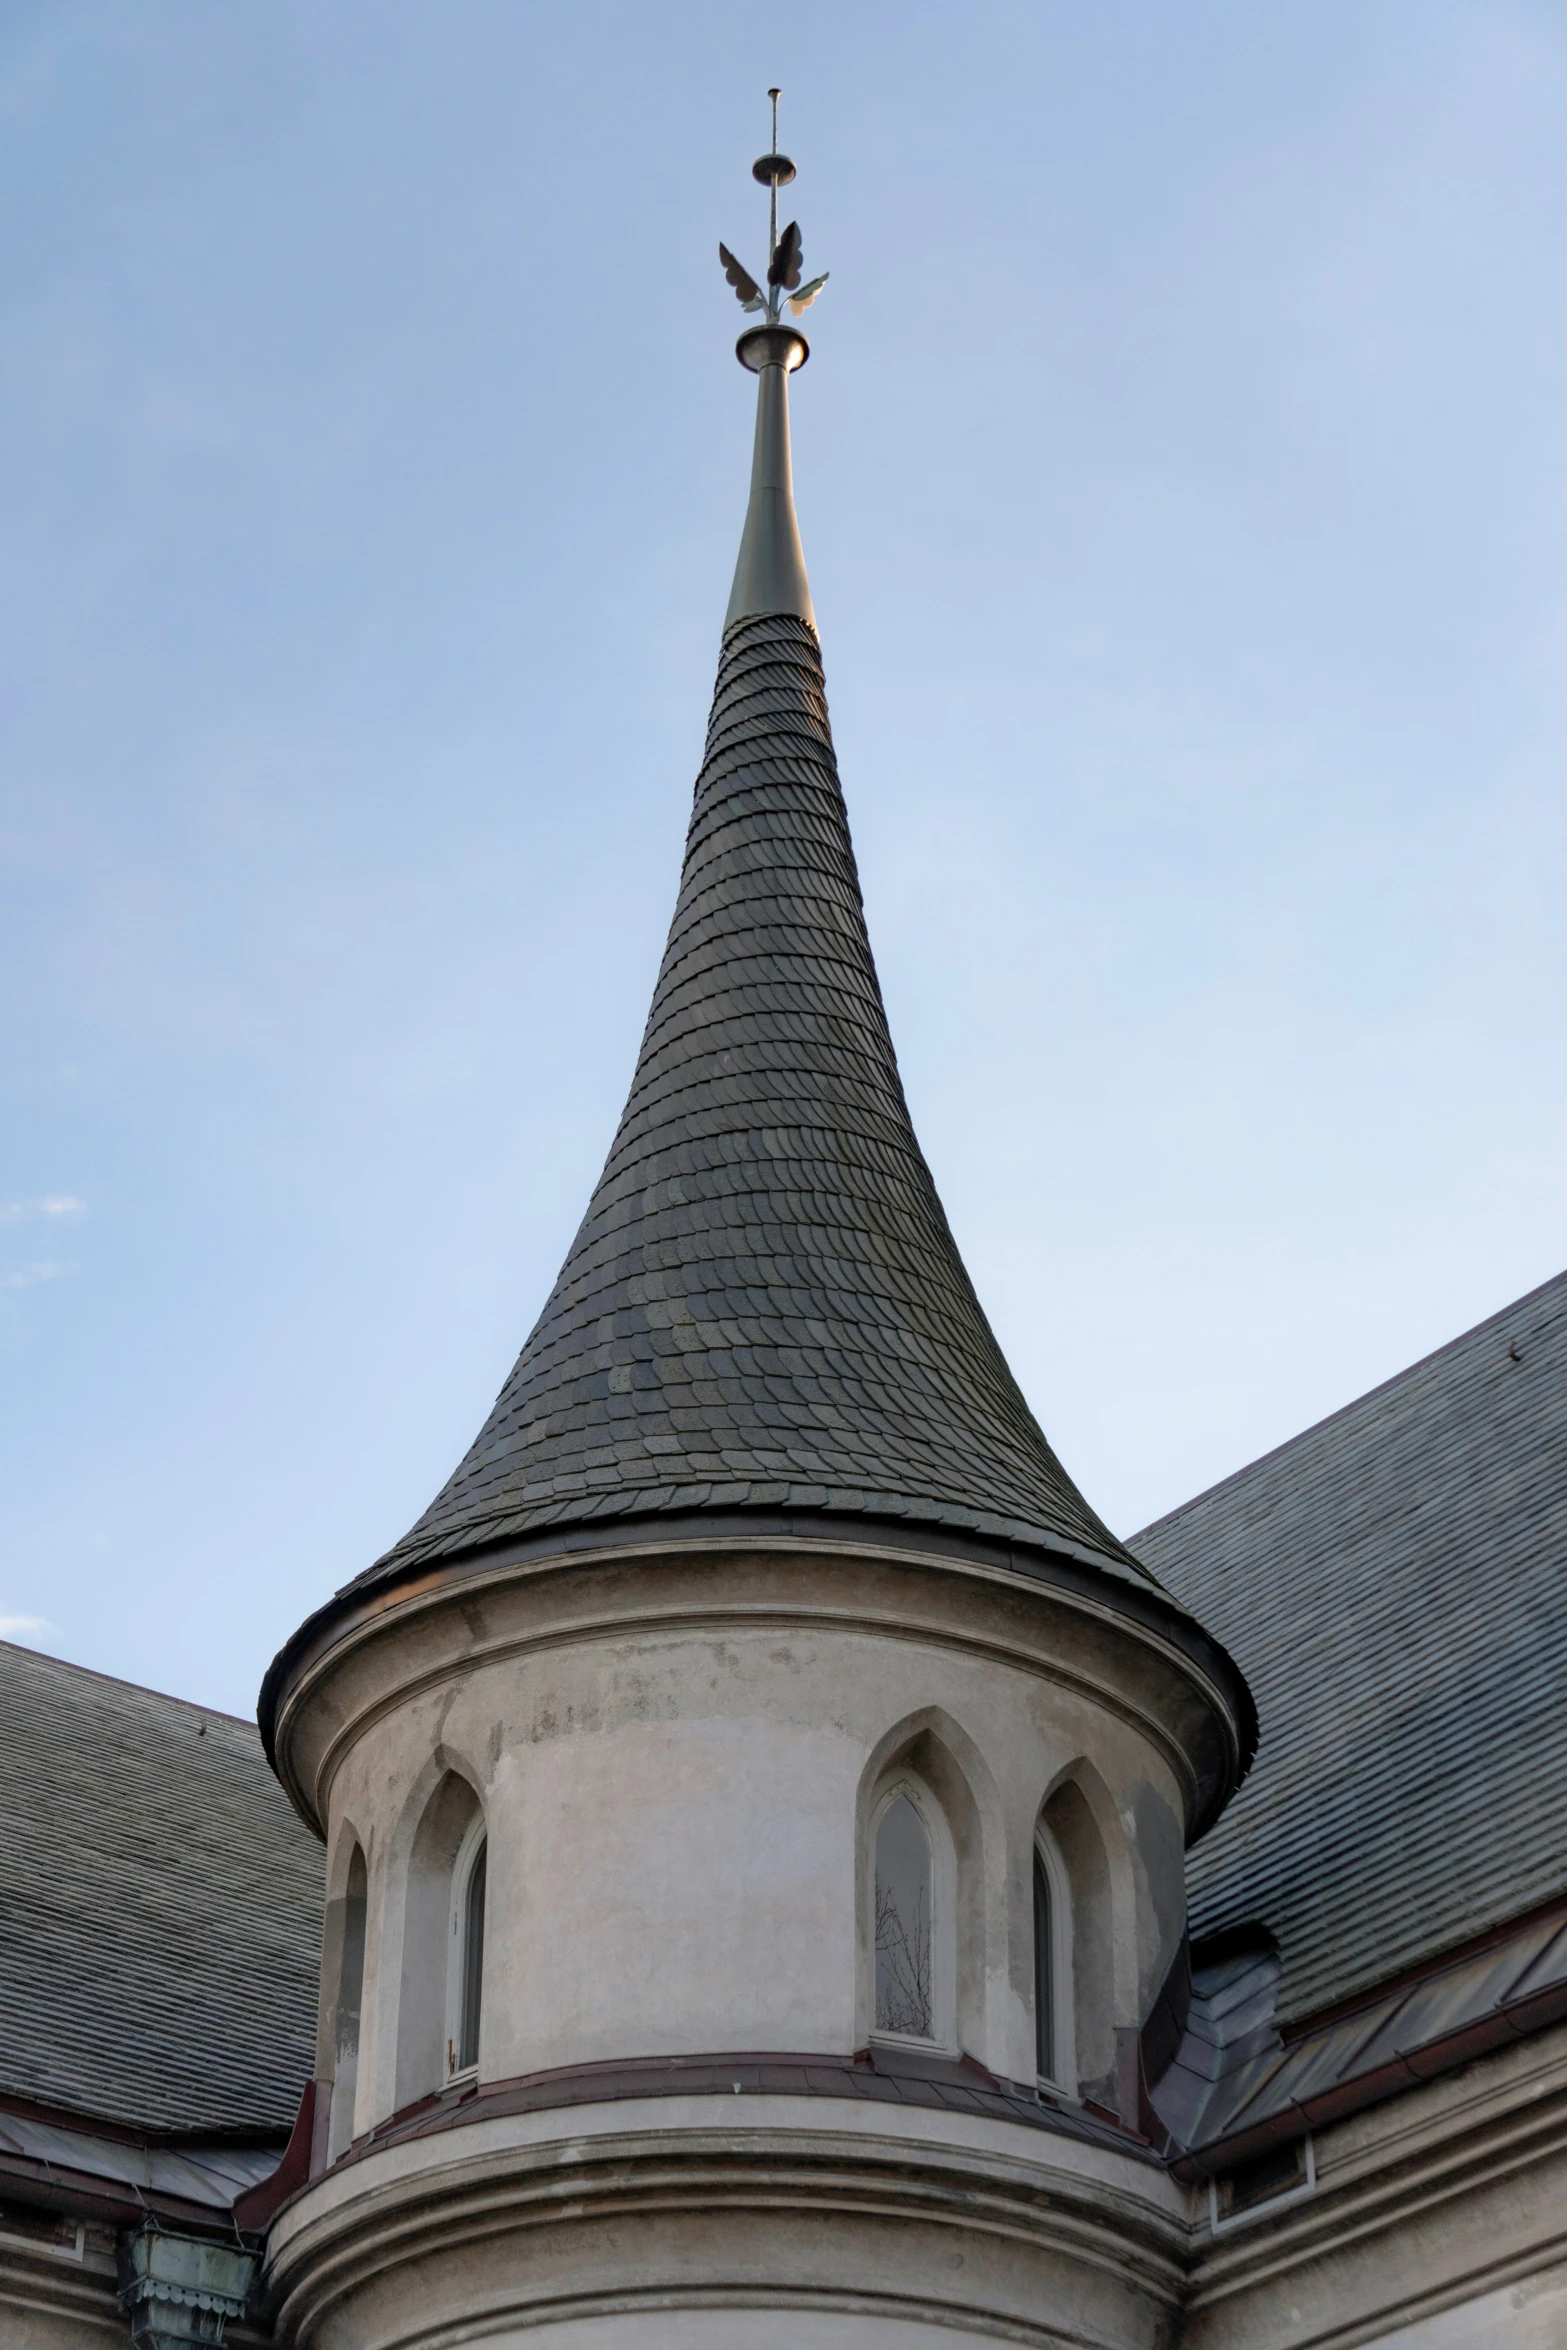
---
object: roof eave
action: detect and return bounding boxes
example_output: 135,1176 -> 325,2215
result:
259,1502 -> 1257,1839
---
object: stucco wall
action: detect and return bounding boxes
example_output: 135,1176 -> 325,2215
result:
297,1541 -> 1198,2131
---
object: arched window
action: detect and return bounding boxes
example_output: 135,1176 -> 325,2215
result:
1033,1817 -> 1075,2093
873,1786 -> 935,2041
1033,1845 -> 1054,2080
446,1815 -> 487,2083
397,1774 -> 484,2108
327,1844 -> 367,2162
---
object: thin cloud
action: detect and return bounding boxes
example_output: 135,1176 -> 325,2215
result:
0,1195 -> 86,1225
0,1261 -> 72,1291
0,1612 -> 56,1639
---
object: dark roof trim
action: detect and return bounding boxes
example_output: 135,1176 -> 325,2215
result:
0,2147 -> 247,2239
309,2044 -> 1159,2201
0,2088 -> 289,2154
0,2091 -> 289,2239
259,1506 -> 1258,1832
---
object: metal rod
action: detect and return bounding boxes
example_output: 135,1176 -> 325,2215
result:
768,87 -> 780,318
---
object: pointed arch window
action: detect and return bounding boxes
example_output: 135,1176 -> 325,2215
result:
873,1787 -> 935,2041
446,1815 -> 487,2083
1033,1824 -> 1073,2092
327,1844 -> 367,2162
1033,1845 -> 1055,2081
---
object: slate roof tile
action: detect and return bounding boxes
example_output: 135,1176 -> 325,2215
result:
0,1642 -> 320,2135
359,614 -> 1156,1600
1137,1270 -> 1567,2024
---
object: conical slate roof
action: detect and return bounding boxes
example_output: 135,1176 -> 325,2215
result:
366,349 -> 1150,1592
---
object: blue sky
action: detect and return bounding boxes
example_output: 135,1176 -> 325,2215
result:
3,1 -> 1564,1717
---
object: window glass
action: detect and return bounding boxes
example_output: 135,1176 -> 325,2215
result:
874,1793 -> 933,2038
458,1838 -> 486,2071
1033,1845 -> 1054,2080
328,1846 -> 368,2161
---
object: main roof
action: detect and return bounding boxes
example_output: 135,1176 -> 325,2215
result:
0,1641 -> 321,2135
1137,1268 -> 1567,2026
359,355 -> 1155,1603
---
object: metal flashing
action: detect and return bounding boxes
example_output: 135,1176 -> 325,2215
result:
1153,1892 -> 1567,2171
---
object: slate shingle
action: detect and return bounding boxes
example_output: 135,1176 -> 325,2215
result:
361,613 -> 1153,1596
1137,1270 -> 1567,2025
0,1641 -> 322,2134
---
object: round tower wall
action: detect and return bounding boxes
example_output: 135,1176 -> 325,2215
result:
279,1537 -> 1206,2146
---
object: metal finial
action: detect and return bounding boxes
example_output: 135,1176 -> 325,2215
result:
719,89 -> 828,338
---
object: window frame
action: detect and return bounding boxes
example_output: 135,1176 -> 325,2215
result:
444,1811 -> 488,2088
866,1770 -> 957,2056
1032,1823 -> 1074,2094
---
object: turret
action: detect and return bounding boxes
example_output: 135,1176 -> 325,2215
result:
259,99 -> 1253,2350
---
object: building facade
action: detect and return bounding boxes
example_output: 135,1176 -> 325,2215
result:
4,133 -> 1566,2350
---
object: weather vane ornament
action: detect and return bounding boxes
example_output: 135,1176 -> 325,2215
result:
718,89 -> 829,325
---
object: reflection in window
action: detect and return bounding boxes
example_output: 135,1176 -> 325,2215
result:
457,1836 -> 486,2073
874,1793 -> 933,2038
1033,1845 -> 1054,2081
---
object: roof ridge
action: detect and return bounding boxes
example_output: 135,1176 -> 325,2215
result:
1133,1263 -> 1567,1541
0,1637 -> 256,1729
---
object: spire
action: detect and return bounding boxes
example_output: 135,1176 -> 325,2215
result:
358,107 -> 1152,1599
724,327 -> 814,631
722,89 -> 821,632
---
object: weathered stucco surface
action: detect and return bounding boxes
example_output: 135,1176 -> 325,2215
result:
284,1536 -> 1212,2132
265,2092 -> 1190,2349
263,1527 -> 1227,2345
264,1533 -> 1567,2349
